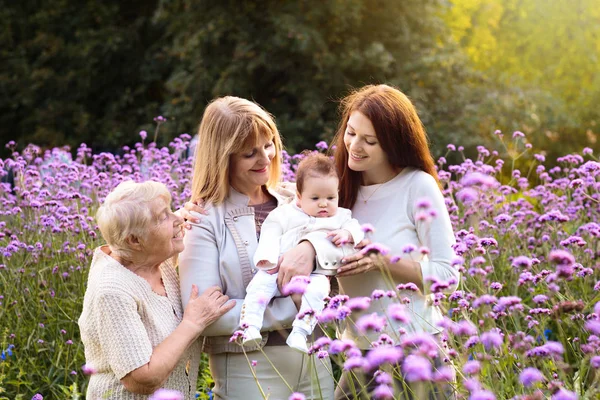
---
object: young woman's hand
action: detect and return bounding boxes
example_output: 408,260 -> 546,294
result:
336,251 -> 378,277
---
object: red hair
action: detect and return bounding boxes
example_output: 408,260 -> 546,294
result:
330,84 -> 440,209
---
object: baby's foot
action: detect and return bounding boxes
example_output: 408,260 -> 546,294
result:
286,331 -> 309,353
242,326 -> 262,345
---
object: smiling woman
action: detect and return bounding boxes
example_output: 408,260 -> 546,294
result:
78,180 -> 234,399
179,96 -> 334,399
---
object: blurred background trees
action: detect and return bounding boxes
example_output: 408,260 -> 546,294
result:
1,0 -> 597,160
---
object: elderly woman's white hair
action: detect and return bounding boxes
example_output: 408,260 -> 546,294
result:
97,180 -> 171,259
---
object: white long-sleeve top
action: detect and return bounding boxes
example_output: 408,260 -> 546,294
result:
338,167 -> 459,348
254,202 -> 364,275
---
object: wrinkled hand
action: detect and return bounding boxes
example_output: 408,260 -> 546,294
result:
337,251 -> 378,277
174,200 -> 208,229
327,229 -> 353,246
183,285 -> 235,334
276,241 -> 315,291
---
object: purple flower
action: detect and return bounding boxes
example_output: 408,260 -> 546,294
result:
511,256 -> 533,269
513,130 -> 525,138
519,367 -> 544,387
470,390 -> 496,400
361,243 -> 390,255
480,329 -> 503,350
591,356 -> 600,368
551,388 -> 578,400
456,188 -> 478,204
461,172 -> 498,188
82,363 -> 97,375
344,356 -> 367,371
366,346 -> 403,370
282,275 -> 311,295
463,360 -> 481,375
315,141 -> 328,151
402,354 -> 432,382
433,366 -> 456,383
387,303 -> 410,323
356,313 -> 387,333
374,371 -> 392,385
345,296 -> 371,311
585,320 -> 600,335
139,130 -> 147,140
372,384 -> 394,399
416,197 -> 432,209
31,395 -> 43,400
548,250 -> 575,265
149,389 -> 184,400
526,341 -> 564,358
361,223 -> 375,233
289,393 -> 306,400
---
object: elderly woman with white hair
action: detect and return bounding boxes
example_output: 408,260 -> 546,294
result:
78,180 -> 235,399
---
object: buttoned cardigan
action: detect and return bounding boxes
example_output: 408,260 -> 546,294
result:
178,185 -> 300,354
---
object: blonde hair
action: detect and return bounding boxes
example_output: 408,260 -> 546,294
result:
191,96 -> 282,204
96,180 -> 171,260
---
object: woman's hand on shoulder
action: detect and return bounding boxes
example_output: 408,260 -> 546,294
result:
182,285 -> 235,335
174,200 -> 209,229
276,241 -> 315,291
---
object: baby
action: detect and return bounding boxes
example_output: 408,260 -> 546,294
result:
241,153 -> 364,353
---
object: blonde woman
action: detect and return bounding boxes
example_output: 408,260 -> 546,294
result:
178,97 -> 334,400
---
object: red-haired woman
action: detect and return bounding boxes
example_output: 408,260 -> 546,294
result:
329,84 -> 459,399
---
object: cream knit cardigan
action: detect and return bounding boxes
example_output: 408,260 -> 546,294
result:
78,246 -> 200,399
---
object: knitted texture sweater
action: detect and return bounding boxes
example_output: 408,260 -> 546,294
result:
78,246 -> 200,399
338,168 -> 459,348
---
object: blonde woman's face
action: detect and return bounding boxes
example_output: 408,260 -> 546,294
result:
229,135 -> 276,195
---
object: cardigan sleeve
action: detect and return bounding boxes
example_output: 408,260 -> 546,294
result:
94,289 -> 153,380
410,173 -> 460,295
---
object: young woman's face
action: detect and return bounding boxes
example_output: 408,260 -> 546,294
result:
343,111 -> 392,178
229,134 -> 276,195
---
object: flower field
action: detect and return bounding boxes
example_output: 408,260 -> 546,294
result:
0,132 -> 598,399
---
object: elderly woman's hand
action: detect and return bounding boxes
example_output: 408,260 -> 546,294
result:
276,241 -> 315,292
182,285 -> 235,334
174,200 -> 208,229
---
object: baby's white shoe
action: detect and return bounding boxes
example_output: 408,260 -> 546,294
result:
242,326 -> 262,345
286,331 -> 309,353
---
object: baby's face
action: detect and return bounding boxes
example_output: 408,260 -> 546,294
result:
297,175 -> 339,218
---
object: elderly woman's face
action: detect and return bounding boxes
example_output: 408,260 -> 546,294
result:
229,135 -> 275,194
144,196 -> 185,259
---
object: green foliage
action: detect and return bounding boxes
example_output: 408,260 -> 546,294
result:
0,0 -> 166,153
1,0 -> 597,161
443,0 -> 599,160
155,0 -> 466,153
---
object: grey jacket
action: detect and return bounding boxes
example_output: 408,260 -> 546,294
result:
179,185 -> 301,354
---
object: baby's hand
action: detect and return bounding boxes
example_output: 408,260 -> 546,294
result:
327,229 -> 353,247
257,260 -> 271,268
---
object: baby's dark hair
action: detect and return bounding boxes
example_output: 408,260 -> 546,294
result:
295,152 -> 338,194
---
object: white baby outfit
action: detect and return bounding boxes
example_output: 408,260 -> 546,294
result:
241,202 -> 364,347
